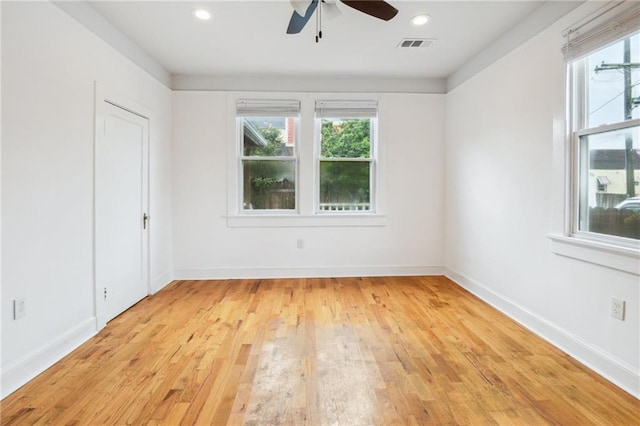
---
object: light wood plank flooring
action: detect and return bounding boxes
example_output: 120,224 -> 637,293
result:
1,276 -> 638,425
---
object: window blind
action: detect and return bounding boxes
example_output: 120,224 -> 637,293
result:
315,100 -> 378,118
236,99 -> 300,117
562,2 -> 640,62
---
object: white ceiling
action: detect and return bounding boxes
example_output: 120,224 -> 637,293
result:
68,1 -> 581,90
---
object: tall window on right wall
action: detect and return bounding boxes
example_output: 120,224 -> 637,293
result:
566,3 -> 640,244
315,100 -> 377,213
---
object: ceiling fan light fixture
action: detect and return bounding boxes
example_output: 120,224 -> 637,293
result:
322,1 -> 342,21
193,9 -> 212,21
411,14 -> 430,26
290,0 -> 313,16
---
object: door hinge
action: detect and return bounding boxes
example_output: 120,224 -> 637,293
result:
143,213 -> 149,230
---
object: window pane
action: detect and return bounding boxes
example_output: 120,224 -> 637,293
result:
578,126 -> 640,240
242,116 -> 296,157
320,118 -> 371,158
319,161 -> 370,211
586,33 -> 639,128
243,160 -> 295,210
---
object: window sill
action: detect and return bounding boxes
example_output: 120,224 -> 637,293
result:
548,234 -> 640,275
226,213 -> 387,228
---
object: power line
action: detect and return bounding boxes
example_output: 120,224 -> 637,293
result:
593,38 -> 637,197
589,80 -> 639,115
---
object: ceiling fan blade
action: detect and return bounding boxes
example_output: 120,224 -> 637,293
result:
340,0 -> 398,21
287,0 -> 319,34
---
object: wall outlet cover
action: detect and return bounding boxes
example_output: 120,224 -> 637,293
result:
611,297 -> 625,321
14,298 -> 26,319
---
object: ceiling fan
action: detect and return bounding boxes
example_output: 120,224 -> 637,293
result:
287,0 -> 398,40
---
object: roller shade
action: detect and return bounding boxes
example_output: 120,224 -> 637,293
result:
562,2 -> 640,62
236,99 -> 300,117
315,100 -> 378,118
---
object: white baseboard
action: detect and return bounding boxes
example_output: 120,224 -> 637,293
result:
445,267 -> 640,399
174,265 -> 445,280
151,270 -> 174,294
1,318 -> 97,399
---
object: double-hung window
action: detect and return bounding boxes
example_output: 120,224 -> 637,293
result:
315,100 -> 377,213
237,100 -> 299,212
565,4 -> 640,245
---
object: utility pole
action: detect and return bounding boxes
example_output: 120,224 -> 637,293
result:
595,38 -> 640,198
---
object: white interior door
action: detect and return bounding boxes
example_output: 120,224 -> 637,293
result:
96,100 -> 149,325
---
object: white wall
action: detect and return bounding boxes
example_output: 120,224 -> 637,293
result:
1,1 -> 173,397
445,3 -> 639,397
2,0 -> 637,404
172,91 -> 445,278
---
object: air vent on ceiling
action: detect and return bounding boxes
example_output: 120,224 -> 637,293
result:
398,38 -> 436,48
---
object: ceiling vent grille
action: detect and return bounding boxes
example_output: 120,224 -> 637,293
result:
398,38 -> 435,48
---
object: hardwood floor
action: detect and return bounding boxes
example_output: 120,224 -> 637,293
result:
1,276 -> 638,425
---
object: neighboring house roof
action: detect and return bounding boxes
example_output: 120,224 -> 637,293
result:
244,120 -> 268,147
590,149 -> 640,170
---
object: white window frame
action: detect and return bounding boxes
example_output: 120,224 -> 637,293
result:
314,100 -> 378,214
549,2 -> 640,274
235,99 -> 300,214
226,94 -> 387,228
573,120 -> 640,246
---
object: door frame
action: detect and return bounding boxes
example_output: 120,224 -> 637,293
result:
94,82 -> 151,330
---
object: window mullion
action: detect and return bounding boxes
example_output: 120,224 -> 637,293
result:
576,118 -> 640,138
241,156 -> 297,161
319,157 -> 372,162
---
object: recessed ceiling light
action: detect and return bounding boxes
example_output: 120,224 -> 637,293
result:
193,9 -> 212,21
411,14 -> 430,26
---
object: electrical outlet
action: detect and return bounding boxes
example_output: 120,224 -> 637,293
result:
14,298 -> 26,319
297,238 -> 304,249
611,297 -> 625,321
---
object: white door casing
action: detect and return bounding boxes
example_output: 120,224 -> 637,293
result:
95,99 -> 149,327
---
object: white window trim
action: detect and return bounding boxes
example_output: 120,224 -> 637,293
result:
226,214 -> 387,228
572,119 -> 640,248
315,158 -> 377,214
236,99 -> 300,214
549,3 -> 640,275
314,101 -> 378,214
238,153 -> 300,214
226,92 -> 387,228
548,234 -> 639,275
